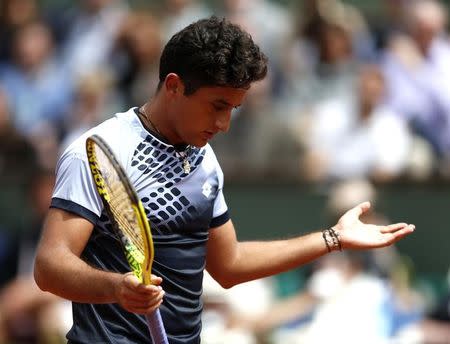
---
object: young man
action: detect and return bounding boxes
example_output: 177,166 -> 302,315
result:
34,17 -> 415,344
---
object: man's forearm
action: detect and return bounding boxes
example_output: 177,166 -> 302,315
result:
225,231 -> 328,286
34,247 -> 122,304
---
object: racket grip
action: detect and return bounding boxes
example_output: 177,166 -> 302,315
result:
146,309 -> 168,344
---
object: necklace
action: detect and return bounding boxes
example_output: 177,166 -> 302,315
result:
178,146 -> 192,174
138,105 -> 192,174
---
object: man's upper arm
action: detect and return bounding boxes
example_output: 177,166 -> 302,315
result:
38,207 -> 94,258
205,219 -> 238,287
34,208 -> 95,291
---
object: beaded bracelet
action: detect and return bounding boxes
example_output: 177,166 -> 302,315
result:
322,227 -> 342,252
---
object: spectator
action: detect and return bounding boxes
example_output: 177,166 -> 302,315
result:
371,0 -> 410,51
201,271 -> 274,344
300,64 -> 411,183
218,0 -> 290,89
292,0 -> 376,62
395,268 -> 450,343
0,0 -> 39,63
285,252 -> 393,343
60,69 -> 118,151
61,0 -> 129,80
419,289 -> 450,343
381,0 -> 450,173
0,20 -> 73,137
327,180 -> 425,338
160,0 -> 211,40
113,11 -> 163,107
279,0 -> 374,117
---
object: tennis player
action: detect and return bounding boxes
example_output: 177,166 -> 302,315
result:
34,17 -> 415,344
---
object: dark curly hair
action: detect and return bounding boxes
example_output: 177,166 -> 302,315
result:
158,16 -> 268,95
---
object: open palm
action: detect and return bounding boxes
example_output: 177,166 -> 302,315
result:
334,202 -> 415,250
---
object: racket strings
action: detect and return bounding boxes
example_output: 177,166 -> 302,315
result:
97,151 -> 145,254
110,199 -> 144,252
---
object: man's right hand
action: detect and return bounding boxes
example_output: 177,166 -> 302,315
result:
115,272 -> 164,314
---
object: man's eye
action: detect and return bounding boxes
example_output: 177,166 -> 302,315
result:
213,104 -> 226,111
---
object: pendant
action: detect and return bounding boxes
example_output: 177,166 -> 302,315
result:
182,158 -> 191,174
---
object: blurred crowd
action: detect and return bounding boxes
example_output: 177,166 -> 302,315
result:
0,0 -> 449,343
201,179 -> 450,344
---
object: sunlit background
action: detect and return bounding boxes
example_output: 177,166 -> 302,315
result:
0,0 -> 449,343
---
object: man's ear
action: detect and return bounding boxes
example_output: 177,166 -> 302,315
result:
164,73 -> 185,96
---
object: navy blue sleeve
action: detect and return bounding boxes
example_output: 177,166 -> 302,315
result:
51,197 -> 99,226
209,210 -> 230,228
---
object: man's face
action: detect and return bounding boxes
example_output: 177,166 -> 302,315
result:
358,67 -> 384,109
166,78 -> 248,147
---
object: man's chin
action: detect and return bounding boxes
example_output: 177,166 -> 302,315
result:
191,140 -> 208,148
189,136 -> 211,147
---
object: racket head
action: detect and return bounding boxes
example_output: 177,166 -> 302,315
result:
86,134 -> 154,284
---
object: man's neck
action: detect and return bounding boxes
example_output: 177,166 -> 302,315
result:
141,99 -> 183,145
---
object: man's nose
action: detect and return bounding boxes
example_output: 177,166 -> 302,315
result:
215,111 -> 231,132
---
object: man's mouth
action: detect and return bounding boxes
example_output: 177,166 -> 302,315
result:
203,131 -> 216,140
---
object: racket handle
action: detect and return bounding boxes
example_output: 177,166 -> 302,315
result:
146,309 -> 168,344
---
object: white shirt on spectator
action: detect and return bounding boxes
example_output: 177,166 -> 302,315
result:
308,98 -> 411,179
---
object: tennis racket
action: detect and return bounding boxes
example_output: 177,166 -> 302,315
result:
86,134 -> 168,344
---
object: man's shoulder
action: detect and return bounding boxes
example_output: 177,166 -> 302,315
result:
62,108 -> 140,159
199,143 -> 221,169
